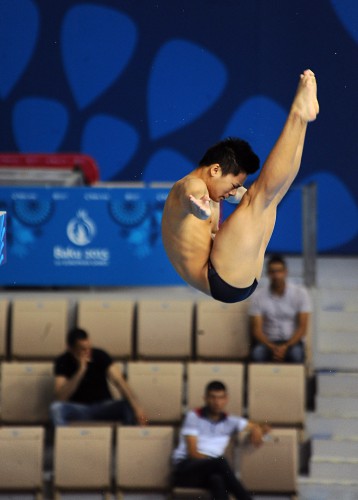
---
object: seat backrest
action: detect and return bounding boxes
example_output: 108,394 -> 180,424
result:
0,299 -> 9,359
186,362 -> 244,415
247,363 -> 305,425
54,426 -> 112,489
127,361 -> 184,423
77,299 -> 134,359
11,299 -> 68,359
239,428 -> 298,493
137,300 -> 193,359
116,426 -> 174,490
0,426 -> 44,489
196,300 -> 250,359
1,362 -> 54,423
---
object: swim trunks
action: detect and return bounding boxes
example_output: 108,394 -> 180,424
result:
208,259 -> 258,303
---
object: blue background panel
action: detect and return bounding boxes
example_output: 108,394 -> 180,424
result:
0,0 -> 357,254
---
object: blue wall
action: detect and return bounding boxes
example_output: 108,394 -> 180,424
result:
0,0 -> 357,254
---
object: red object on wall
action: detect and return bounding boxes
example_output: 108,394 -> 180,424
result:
0,153 -> 99,185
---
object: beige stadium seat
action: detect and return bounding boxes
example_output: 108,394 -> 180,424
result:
247,363 -> 305,425
11,299 -> 68,359
0,426 -> 44,498
239,428 -> 298,496
54,426 -> 112,499
137,300 -> 193,359
1,362 -> 54,423
127,361 -> 184,423
0,299 -> 9,358
186,362 -> 244,415
77,299 -> 134,359
196,300 -> 250,360
116,426 -> 174,497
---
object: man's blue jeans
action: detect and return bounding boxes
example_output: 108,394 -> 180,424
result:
251,341 -> 305,363
50,399 -> 137,426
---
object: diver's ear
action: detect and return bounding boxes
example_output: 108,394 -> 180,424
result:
209,164 -> 221,177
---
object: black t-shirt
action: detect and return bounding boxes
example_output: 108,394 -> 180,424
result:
54,348 -> 113,404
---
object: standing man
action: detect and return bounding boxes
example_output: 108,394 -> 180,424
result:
249,254 -> 312,363
161,70 -> 319,303
172,380 -> 268,499
50,327 -> 147,426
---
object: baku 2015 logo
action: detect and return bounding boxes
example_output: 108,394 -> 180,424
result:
66,210 -> 96,246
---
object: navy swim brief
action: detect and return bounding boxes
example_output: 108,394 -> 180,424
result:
208,259 -> 258,303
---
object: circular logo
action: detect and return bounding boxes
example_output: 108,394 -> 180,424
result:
67,210 -> 96,246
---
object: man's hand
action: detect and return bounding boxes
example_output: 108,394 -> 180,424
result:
75,351 -> 90,374
135,406 -> 148,426
272,344 -> 288,361
189,194 -> 211,220
249,423 -> 271,447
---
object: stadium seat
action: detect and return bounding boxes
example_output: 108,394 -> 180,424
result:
239,428 -> 298,496
186,362 -> 244,415
0,299 -> 9,359
53,425 -> 112,499
0,426 -> 44,498
247,363 -> 305,425
116,426 -> 174,497
1,362 -> 54,424
196,300 -> 250,360
11,299 -> 68,359
137,300 -> 193,359
127,361 -> 184,423
77,299 -> 134,359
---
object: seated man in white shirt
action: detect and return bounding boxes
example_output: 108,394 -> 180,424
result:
249,254 -> 312,363
172,380 -> 268,499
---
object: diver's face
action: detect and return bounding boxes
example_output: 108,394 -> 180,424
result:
208,165 -> 247,202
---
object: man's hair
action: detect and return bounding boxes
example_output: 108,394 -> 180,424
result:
67,327 -> 88,348
199,137 -> 260,176
205,380 -> 227,395
267,254 -> 287,270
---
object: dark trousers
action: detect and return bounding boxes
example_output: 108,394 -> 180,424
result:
173,456 -> 252,500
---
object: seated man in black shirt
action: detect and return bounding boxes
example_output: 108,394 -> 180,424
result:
50,327 -> 146,426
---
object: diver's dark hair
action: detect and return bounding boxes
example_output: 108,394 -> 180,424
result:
199,137 -> 260,176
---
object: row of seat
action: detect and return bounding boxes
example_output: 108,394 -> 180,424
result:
0,297 -> 251,360
0,425 -> 299,497
0,361 -> 306,426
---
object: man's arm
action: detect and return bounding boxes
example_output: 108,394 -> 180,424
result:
242,421 -> 270,447
107,363 -> 147,425
179,178 -> 212,220
273,311 -> 310,361
250,315 -> 275,350
185,435 -> 209,459
54,359 -> 87,401
286,312 -> 310,347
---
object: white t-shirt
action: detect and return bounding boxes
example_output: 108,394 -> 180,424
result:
249,282 -> 312,342
172,408 -> 248,463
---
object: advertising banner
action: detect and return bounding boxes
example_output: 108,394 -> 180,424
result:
0,186 -> 182,287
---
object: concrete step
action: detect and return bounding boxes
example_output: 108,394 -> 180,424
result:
306,413 -> 358,438
317,310 -> 358,330
312,437 -> 358,459
310,456 -> 358,481
316,395 -> 358,417
316,286 -> 358,311
298,476 -> 358,500
317,331 -> 358,352
317,372 -> 358,397
314,351 -> 358,371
